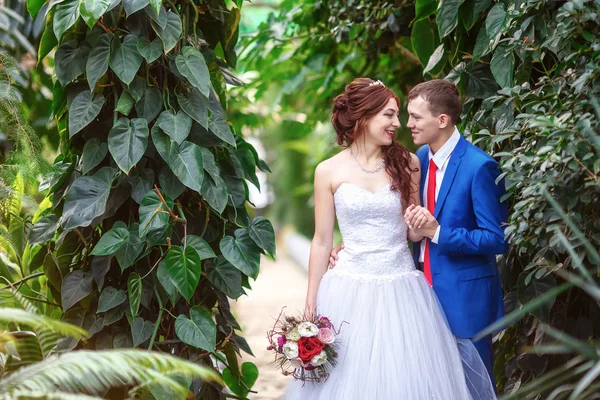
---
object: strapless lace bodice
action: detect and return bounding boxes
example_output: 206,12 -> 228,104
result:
329,183 -> 417,283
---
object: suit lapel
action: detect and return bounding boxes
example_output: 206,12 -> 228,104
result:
434,136 -> 467,218
418,148 -> 429,204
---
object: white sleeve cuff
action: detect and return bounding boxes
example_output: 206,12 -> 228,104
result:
431,226 -> 441,244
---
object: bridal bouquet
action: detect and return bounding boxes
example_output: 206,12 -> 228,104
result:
267,310 -> 342,383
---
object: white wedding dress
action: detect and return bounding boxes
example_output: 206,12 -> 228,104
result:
284,182 -> 496,400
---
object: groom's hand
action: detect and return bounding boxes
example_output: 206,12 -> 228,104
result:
328,243 -> 344,269
404,206 -> 439,239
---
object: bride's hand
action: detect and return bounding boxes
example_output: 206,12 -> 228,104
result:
328,243 -> 344,269
304,302 -> 316,319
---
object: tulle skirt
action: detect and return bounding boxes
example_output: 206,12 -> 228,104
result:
284,269 -> 496,400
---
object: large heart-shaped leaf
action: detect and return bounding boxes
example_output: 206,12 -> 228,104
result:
81,138 -> 108,174
135,87 -> 162,122
490,44 -> 514,88
55,40 -> 91,86
248,217 -> 276,256
128,76 -> 146,102
128,272 -> 142,317
437,0 -> 465,38
69,91 -> 104,137
108,117 -> 149,173
103,306 -> 125,326
97,286 -> 127,313
220,229 -> 261,279
30,214 -> 59,245
423,44 -> 446,75
223,175 -> 246,207
158,165 -> 185,199
115,91 -> 135,115
129,168 -> 154,204
157,260 -> 179,305
53,0 -> 80,39
148,0 -> 160,14
138,189 -> 173,238
177,88 -> 208,129
61,270 -> 93,312
86,33 -> 112,91
131,317 -> 154,347
157,110 -> 192,145
201,175 -> 229,214
205,257 -> 243,299
175,306 -> 216,352
165,245 -> 201,301
207,91 -> 235,145
151,124 -> 172,163
168,141 -> 204,193
518,273 -> 556,322
110,34 -> 143,85
115,223 -> 145,270
92,255 -> 112,291
80,0 -> 112,29
485,2 -> 508,39
200,148 -> 219,181
137,37 -> 162,63
236,146 -> 259,189
175,46 -> 210,97
123,0 -> 149,16
413,0 -> 437,22
91,225 -> 130,255
28,0 -> 45,18
144,4 -> 167,29
152,11 -> 181,53
186,235 -> 216,260
223,362 -> 258,398
62,167 -> 116,229
411,18 -> 437,67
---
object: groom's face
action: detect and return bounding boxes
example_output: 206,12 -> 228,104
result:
407,96 -> 443,147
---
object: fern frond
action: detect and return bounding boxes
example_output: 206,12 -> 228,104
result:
0,349 -> 222,396
0,308 -> 87,340
2,389 -> 103,400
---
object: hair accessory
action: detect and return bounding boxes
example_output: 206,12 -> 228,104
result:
368,80 -> 385,87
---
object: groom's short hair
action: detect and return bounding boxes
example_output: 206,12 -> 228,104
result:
408,80 -> 462,125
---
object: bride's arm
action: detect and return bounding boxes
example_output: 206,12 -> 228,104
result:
406,153 -> 425,243
305,162 -> 336,316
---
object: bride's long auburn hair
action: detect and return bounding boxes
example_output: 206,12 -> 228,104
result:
331,78 -> 415,208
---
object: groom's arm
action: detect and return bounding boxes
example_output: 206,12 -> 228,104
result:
436,160 -> 508,255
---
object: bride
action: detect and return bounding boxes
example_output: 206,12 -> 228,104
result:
284,78 -> 495,399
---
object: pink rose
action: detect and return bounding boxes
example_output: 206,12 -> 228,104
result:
277,335 -> 286,351
317,327 -> 335,344
318,316 -> 332,329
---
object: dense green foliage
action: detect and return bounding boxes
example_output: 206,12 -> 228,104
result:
1,0 -> 275,398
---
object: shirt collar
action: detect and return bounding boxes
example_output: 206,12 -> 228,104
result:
428,128 -> 460,171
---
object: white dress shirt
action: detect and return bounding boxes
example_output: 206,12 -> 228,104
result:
419,129 -> 461,263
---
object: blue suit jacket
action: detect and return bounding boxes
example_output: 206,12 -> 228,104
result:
413,135 -> 508,339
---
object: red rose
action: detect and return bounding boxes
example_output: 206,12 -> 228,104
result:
297,336 -> 326,363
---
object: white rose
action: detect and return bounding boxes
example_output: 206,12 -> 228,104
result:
282,341 -> 299,359
310,350 -> 328,366
290,357 -> 308,368
286,327 -> 301,341
298,322 -> 319,337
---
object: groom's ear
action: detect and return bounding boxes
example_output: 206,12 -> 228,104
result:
438,114 -> 450,129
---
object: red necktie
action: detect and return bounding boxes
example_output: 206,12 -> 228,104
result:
424,159 -> 437,286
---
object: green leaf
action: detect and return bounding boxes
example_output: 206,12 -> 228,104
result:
465,64 -> 498,99
86,33 -> 112,91
158,165 -> 185,199
201,175 -> 229,214
236,146 -> 259,189
131,317 -> 154,347
103,306 -> 125,326
459,0 -> 491,30
413,0 -> 437,23
80,0 -> 111,29
175,47 -> 210,97
490,44 -> 514,88
437,0 -> 465,38
207,92 -> 235,145
39,10 -> 58,63
30,214 -> 59,245
223,362 -> 258,397
152,10 -> 181,53
165,245 -> 201,301
115,223 -> 144,270
411,18 -> 437,67
92,255 -> 112,291
485,2 -> 507,39
130,168 -> 154,204
123,0 -> 149,16
115,91 -> 135,115
53,0 -> 81,40
177,88 -> 208,129
144,4 -> 167,29
27,0 -> 45,18
128,272 -> 142,317
148,0 -> 160,15
186,235 -> 216,260
137,37 -> 162,63
61,270 -> 93,312
91,226 -> 130,255
472,26 -> 492,62
55,40 -> 91,86
110,34 -> 143,85
108,117 -> 149,174
205,257 -> 243,299
151,124 -> 172,163
68,91 -> 104,137
168,141 -> 204,193
97,287 -> 127,313
62,167 -> 116,230
157,110 -> 193,145
157,260 -> 179,305
518,273 -> 556,322
248,217 -> 275,256
175,306 -> 216,352
138,190 -> 173,238
223,175 -> 246,207
135,87 -> 163,122
220,230 -> 260,279
81,138 -> 108,174
128,75 -> 146,102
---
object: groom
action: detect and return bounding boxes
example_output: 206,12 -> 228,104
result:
330,80 -> 508,382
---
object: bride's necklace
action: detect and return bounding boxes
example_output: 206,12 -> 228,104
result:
350,148 -> 385,174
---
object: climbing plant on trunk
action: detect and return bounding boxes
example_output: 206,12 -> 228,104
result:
27,0 -> 273,398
